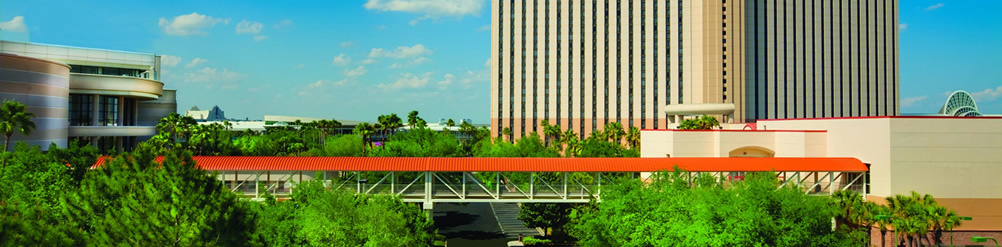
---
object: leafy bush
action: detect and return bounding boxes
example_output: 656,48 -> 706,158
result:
522,236 -> 552,246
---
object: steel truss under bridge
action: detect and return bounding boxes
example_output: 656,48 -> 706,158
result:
178,156 -> 872,205
219,170 -> 867,205
93,156 -> 869,204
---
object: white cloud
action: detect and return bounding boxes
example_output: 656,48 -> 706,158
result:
970,86 -> 1002,102
253,35 -> 268,41
236,20 -> 264,34
293,64 -> 305,69
483,58 -> 490,68
299,78 -> 352,96
160,55 -> 182,67
436,73 -> 455,90
340,41 -> 355,48
345,66 -> 368,77
0,16 -> 27,33
379,72 -> 432,90
308,79 -> 351,89
332,54 -> 352,66
461,69 -> 488,85
389,57 -> 430,69
273,19 -> 293,29
185,58 -> 209,68
158,12 -> 228,36
409,19 -> 421,26
899,23 -> 908,31
364,0 -> 485,17
361,58 -> 377,64
477,25 -> 490,32
183,67 -> 244,90
901,95 -> 928,108
925,3 -> 944,11
369,44 -> 432,59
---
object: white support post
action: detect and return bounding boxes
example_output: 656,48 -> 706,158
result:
424,172 -> 432,204
563,172 -> 568,199
356,171 -> 361,193
462,172 -> 466,199
828,172 -> 834,194
862,172 -> 868,197
530,172 -> 535,200
391,172 -> 395,194
496,173 -> 500,198
597,172 -> 602,199
255,173 -> 260,198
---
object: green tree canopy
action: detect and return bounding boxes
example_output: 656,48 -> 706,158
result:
60,149 -> 258,246
678,115 -> 721,130
570,171 -> 858,247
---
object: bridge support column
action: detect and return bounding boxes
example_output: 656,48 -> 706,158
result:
423,201 -> 434,221
424,172 -> 433,220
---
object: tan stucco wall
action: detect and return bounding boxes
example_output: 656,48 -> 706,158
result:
760,118 -> 893,196
760,117 -> 1002,199
887,118 -> 1002,198
640,130 -> 826,158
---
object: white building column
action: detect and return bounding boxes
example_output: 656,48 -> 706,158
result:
91,94 -> 100,126
117,96 -> 125,126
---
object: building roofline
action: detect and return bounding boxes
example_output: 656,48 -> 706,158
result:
1,40 -> 157,57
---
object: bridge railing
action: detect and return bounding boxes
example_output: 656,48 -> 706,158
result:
215,170 -> 866,203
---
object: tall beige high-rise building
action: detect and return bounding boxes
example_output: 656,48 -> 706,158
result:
490,0 -> 898,138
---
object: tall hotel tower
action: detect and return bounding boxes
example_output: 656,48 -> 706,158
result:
490,0 -> 898,138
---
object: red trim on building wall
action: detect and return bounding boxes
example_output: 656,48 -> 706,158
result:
757,116 -> 1002,121
641,129 -> 827,133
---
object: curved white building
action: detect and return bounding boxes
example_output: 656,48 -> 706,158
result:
0,40 -> 177,151
939,90 -> 982,117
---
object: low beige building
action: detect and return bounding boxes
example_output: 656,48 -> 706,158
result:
641,116 -> 1002,230
0,40 -> 176,151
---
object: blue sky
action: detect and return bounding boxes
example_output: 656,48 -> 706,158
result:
0,1 -> 999,122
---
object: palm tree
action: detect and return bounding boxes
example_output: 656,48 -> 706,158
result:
386,113 -> 403,136
541,120 -> 562,148
625,127 -> 641,149
407,110 -> 420,128
604,122 -> 626,145
155,113 -> 196,145
376,114 -> 403,141
560,129 -> 579,156
458,121 -> 477,145
353,122 -> 375,156
0,100 -> 36,152
445,119 -> 456,133
502,127 -> 513,143
589,129 -> 606,141
874,205 -> 893,247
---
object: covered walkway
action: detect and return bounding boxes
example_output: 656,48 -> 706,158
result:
94,157 -> 869,204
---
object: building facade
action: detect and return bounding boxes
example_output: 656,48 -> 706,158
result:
490,0 -> 898,138
640,116 -> 1002,235
743,0 -> 899,121
0,40 -> 176,151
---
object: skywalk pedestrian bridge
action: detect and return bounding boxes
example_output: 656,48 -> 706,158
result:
96,157 -> 869,207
